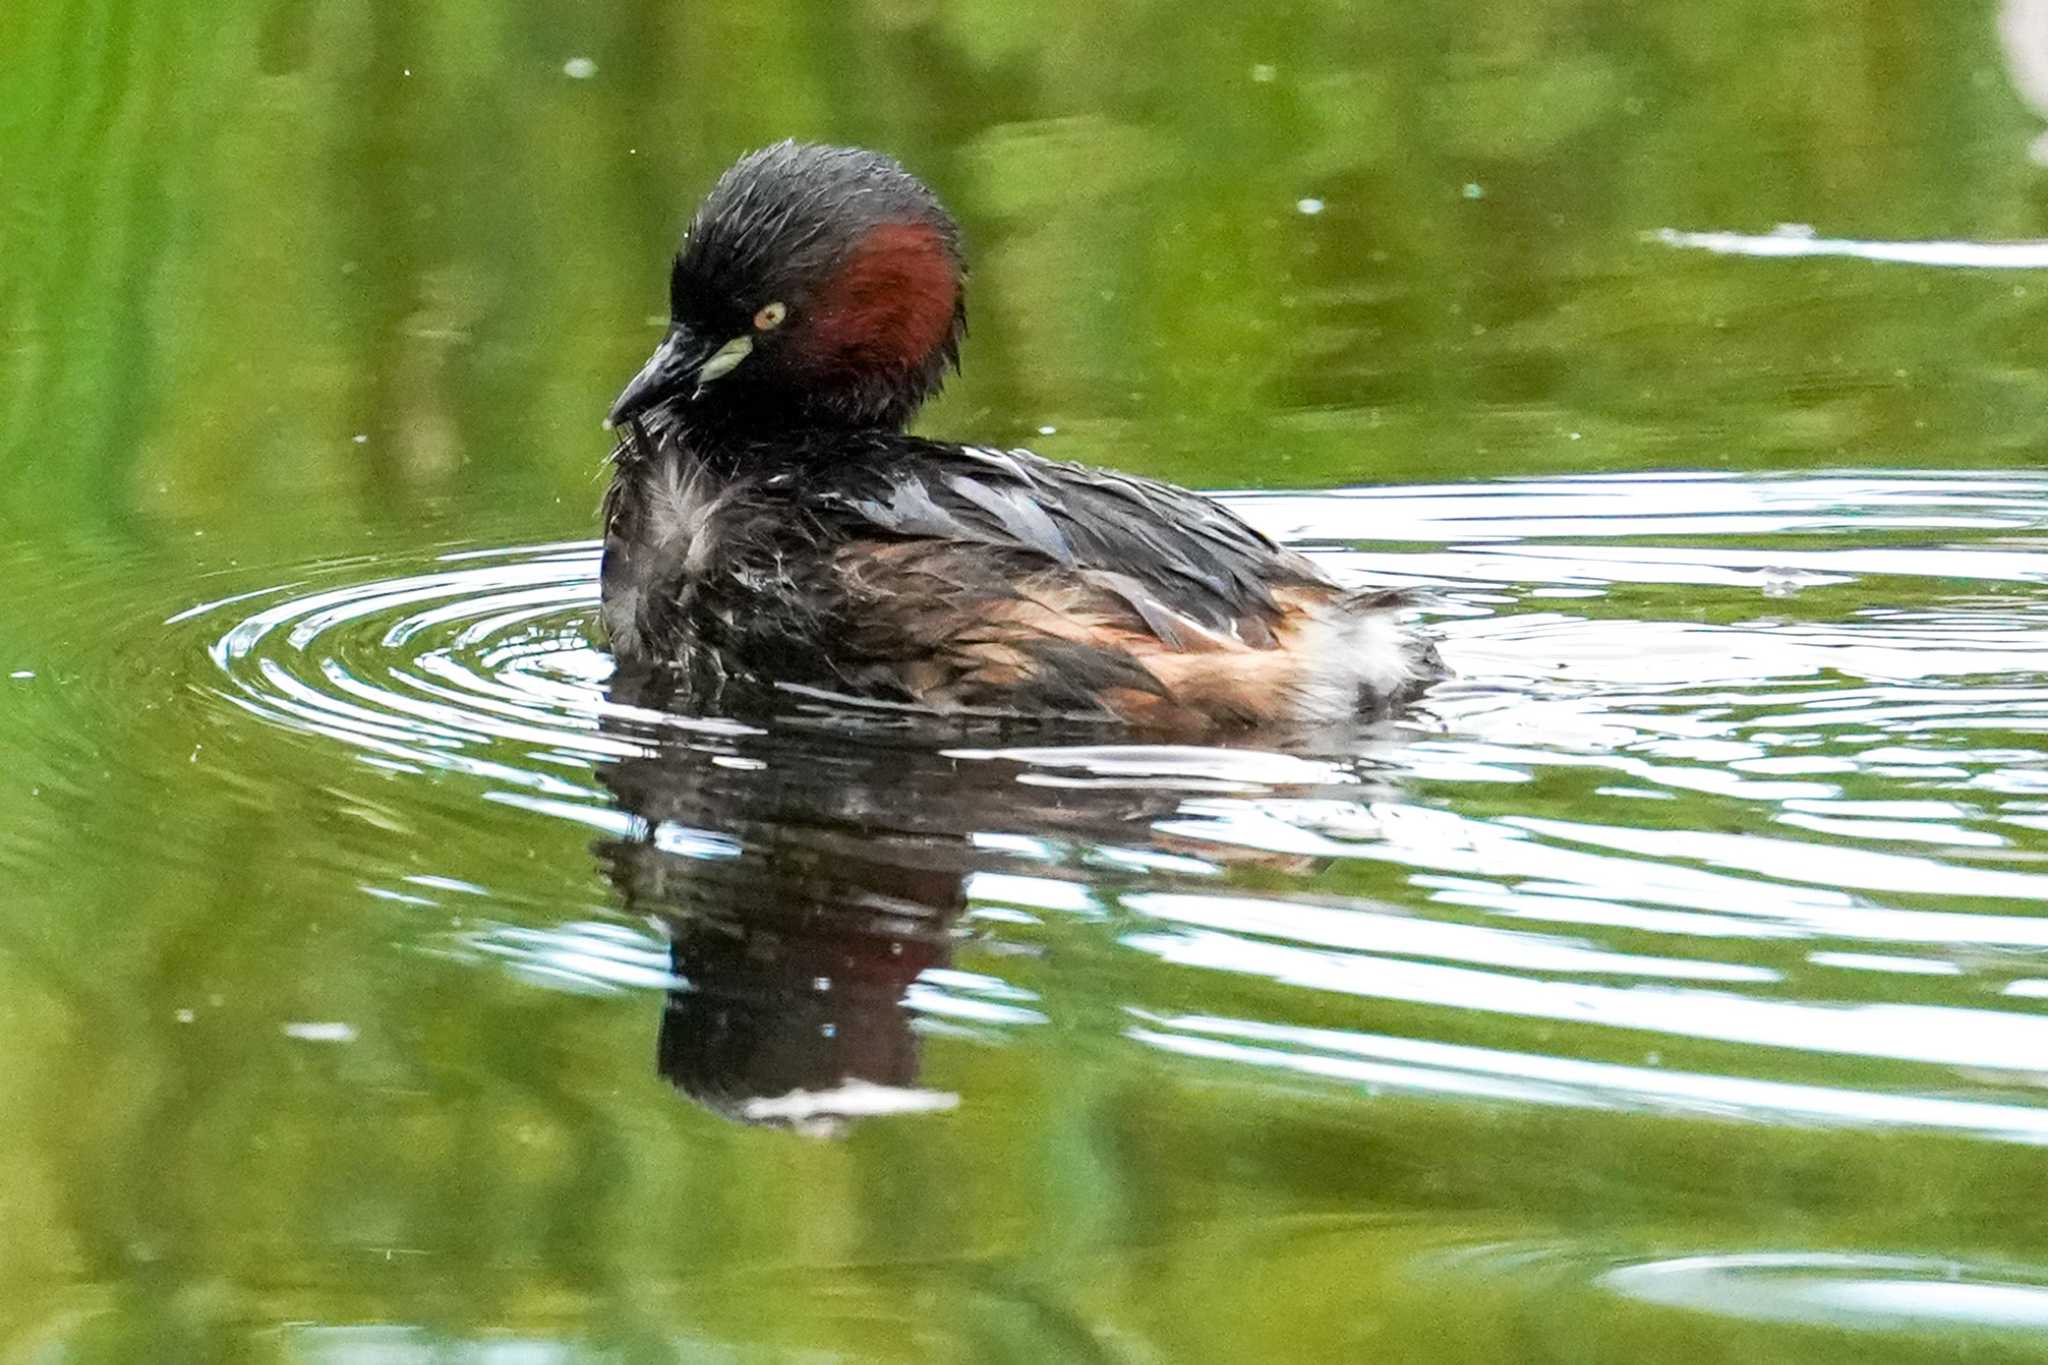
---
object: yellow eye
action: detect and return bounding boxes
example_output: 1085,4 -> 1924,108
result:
753,301 -> 787,331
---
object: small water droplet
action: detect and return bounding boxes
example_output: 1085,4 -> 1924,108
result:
1462,182 -> 1485,200
1250,63 -> 1277,82
1296,197 -> 1325,216
562,57 -> 597,79
1759,567 -> 1826,598
282,1021 -> 358,1044
1037,425 -> 1057,436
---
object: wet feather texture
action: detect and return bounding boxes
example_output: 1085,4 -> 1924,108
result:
606,433 -> 1442,726
601,143 -> 1443,727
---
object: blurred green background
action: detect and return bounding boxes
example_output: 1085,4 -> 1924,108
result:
9,0 -> 2048,562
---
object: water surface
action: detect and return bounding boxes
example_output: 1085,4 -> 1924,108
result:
7,2 -> 2048,1361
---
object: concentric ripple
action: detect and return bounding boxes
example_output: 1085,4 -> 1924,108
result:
1396,1239 -> 2048,1362
177,471 -> 2048,1142
184,539 -> 743,796
1603,1252 -> 2048,1333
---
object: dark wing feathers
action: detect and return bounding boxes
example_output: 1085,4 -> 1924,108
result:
607,434 -> 1412,720
826,441 -> 1325,646
848,477 -> 974,542
1081,570 -> 1191,649
944,474 -> 1076,566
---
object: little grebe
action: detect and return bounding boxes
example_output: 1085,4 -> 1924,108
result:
602,142 -> 1444,728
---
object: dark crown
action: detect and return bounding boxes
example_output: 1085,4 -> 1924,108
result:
671,142 -> 967,430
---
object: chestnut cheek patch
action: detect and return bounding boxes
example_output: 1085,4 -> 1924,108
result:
805,222 -> 959,375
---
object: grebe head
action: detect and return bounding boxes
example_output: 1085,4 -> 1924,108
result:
607,142 -> 967,436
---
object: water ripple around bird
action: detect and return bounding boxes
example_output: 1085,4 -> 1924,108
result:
174,471 -> 2048,1151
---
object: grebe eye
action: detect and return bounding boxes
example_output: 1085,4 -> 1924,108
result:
753,301 -> 788,331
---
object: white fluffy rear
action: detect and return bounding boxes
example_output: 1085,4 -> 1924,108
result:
1282,596 -> 1441,723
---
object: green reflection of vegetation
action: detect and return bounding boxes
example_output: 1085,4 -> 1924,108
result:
4,0 -> 2048,1360
7,0 -> 2048,552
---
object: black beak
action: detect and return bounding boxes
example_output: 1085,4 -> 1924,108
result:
606,327 -> 703,430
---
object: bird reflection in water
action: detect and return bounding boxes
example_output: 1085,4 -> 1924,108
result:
595,673 -> 1409,1132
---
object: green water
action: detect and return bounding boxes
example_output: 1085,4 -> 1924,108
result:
7,2 -> 2048,1361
